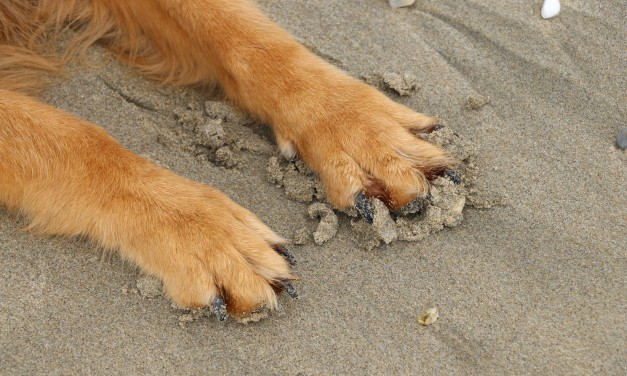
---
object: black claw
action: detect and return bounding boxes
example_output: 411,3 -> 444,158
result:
355,192 -> 374,224
431,124 -> 445,132
272,244 -> 297,266
445,170 -> 462,185
284,282 -> 299,299
212,296 -> 228,321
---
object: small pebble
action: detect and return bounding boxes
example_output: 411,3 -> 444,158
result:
541,0 -> 560,19
388,0 -> 415,8
616,127 -> 627,150
418,307 -> 439,326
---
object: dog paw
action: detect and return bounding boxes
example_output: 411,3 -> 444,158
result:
118,174 -> 296,319
272,75 -> 455,212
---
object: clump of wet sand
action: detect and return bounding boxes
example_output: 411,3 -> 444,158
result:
362,72 -> 419,96
307,203 -> 338,245
155,97 -> 275,169
466,95 -> 491,110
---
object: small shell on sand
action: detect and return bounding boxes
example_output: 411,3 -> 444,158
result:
541,0 -> 560,19
388,0 -> 415,8
418,307 -> 439,326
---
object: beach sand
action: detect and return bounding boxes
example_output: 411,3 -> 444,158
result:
1,0 -> 625,374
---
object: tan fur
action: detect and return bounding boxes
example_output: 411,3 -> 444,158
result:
0,0 -> 453,315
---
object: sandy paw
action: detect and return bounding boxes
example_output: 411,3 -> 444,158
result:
118,178 -> 296,320
275,78 -> 456,212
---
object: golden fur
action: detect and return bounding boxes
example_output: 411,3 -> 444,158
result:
0,0 -> 453,315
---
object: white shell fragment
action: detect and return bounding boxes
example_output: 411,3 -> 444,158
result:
541,0 -> 561,19
388,0 -> 415,9
418,307 -> 439,326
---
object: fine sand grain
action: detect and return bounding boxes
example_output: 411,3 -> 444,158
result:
1,1 -> 625,374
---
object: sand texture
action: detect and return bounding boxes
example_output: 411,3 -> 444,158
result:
1,0 -> 625,374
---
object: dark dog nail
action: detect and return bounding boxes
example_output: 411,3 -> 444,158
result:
355,192 -> 374,224
284,282 -> 299,299
272,244 -> 297,266
445,170 -> 462,185
212,296 -> 228,321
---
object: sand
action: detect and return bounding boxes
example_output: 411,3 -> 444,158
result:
1,0 -> 625,374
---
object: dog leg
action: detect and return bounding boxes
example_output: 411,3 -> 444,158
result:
0,91 -> 295,317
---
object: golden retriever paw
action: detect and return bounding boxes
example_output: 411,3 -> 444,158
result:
270,72 -> 456,217
118,177 -> 297,320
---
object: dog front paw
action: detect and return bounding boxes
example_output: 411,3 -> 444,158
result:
113,172 -> 296,319
272,74 -> 455,213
